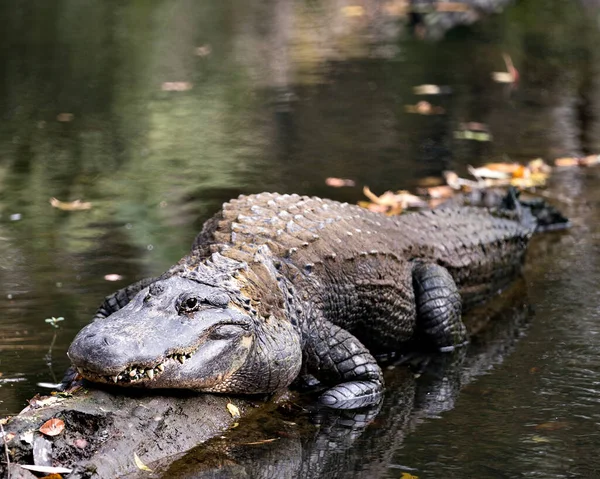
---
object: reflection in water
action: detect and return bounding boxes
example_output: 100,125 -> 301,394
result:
159,286 -> 531,478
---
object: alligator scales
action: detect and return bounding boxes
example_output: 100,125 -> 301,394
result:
68,193 -> 534,409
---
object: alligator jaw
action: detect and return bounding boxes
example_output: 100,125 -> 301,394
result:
79,349 -> 196,385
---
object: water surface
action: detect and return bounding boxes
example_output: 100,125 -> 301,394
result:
2,1 -> 600,477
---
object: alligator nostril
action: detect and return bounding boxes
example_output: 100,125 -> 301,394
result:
102,336 -> 115,347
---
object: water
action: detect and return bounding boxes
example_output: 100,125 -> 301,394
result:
2,0 -> 600,477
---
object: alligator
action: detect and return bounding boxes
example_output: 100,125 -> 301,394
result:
68,191 -> 539,409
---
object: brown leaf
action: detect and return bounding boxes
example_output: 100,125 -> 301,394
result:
404,101 -> 445,115
56,113 -> 74,122
534,421 -> 569,431
40,474 -> 63,479
341,5 -> 364,17
554,157 -> 580,167
49,198 -> 92,211
161,82 -> 193,91
436,2 -> 470,12
581,154 -> 600,166
39,418 -> 65,436
195,45 -> 212,57
417,185 -> 455,199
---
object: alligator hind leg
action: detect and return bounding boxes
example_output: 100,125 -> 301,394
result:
412,263 -> 468,351
305,320 -> 384,409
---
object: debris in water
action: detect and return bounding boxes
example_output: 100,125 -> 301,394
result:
325,177 -> 356,188
50,198 -> 92,211
226,403 -> 241,419
104,274 -> 123,282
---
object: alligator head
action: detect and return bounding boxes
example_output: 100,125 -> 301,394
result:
68,255 -> 303,394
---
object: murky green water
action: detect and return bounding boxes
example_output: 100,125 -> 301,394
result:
2,0 -> 600,477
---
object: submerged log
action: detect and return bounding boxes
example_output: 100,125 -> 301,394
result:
0,281 -> 530,478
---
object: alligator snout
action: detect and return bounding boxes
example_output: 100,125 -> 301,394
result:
68,324 -> 159,375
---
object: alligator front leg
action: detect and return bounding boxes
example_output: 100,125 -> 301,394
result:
305,320 -> 384,409
412,262 -> 468,351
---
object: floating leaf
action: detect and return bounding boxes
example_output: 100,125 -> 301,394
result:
161,82 -> 193,91
436,2 -> 470,12
530,435 -> 551,443
468,166 -> 511,180
417,185 -> 455,199
242,438 -> 279,445
325,177 -> 356,188
195,45 -> 212,57
39,418 -> 65,436
534,421 -> 569,431
134,452 -> 153,472
361,187 -> 428,216
405,101 -> 445,115
413,84 -> 450,95
104,274 -> 123,282
226,403 -> 240,419
555,155 -> 600,167
56,113 -> 74,122
454,130 -> 492,142
492,53 -> 519,84
400,473 -> 419,479
40,474 -> 63,479
341,5 -> 364,17
50,198 -> 92,211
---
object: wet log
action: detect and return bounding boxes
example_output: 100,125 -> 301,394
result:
1,387 -> 260,478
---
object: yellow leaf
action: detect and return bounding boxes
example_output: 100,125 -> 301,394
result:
341,6 -> 364,17
226,403 -> 240,419
413,84 -> 442,95
400,473 -> 419,479
531,435 -> 551,443
50,197 -> 92,211
134,452 -> 153,472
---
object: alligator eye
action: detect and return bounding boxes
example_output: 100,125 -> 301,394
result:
180,296 -> 200,314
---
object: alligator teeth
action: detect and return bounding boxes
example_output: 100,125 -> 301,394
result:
177,355 -> 186,364
112,375 -> 119,383
157,364 -> 165,372
147,369 -> 154,380
129,369 -> 138,377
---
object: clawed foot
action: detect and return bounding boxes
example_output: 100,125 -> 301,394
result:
318,380 -> 384,409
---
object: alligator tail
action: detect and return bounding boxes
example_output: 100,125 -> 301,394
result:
501,186 -> 569,232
